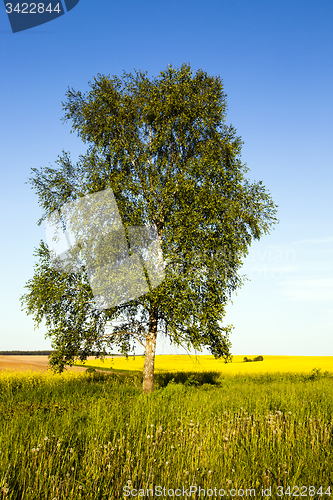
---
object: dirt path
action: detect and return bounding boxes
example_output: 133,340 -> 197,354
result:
0,355 -> 87,373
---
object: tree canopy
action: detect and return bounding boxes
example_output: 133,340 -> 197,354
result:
21,63 -> 279,392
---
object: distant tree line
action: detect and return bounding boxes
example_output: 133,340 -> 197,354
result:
0,350 -> 54,355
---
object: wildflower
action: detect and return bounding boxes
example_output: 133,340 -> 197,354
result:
44,437 -> 49,441
69,448 -> 73,453
147,435 -> 151,439
166,462 -> 169,465
208,470 -> 212,474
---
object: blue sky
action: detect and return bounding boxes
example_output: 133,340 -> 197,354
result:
0,0 -> 332,356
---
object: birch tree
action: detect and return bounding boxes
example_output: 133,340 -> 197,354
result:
21,63 -> 279,393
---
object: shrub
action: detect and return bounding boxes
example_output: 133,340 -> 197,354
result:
85,367 -> 97,374
243,356 -> 263,362
253,356 -> 264,362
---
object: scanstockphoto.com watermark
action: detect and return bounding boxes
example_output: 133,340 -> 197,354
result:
123,485 -> 331,497
45,185 -> 294,313
45,187 -> 165,311
123,485 -> 259,497
167,245 -> 295,282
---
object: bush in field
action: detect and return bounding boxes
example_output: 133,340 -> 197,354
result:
254,355 -> 264,361
243,355 -> 264,362
85,367 -> 96,373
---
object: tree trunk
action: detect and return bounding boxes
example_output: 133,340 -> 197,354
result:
142,308 -> 158,394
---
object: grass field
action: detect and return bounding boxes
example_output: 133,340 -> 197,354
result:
0,357 -> 332,499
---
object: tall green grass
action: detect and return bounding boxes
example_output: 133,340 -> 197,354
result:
0,370 -> 332,499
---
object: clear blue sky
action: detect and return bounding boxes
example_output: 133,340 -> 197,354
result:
0,0 -> 332,356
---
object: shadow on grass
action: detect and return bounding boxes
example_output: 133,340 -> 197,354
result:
75,365 -> 333,390
155,371 -> 221,388
78,366 -> 222,389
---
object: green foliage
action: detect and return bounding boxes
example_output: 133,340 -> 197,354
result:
305,368 -> 330,381
85,367 -> 96,374
21,63 -> 279,373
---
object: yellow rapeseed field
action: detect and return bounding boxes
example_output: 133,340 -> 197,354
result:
76,354 -> 333,375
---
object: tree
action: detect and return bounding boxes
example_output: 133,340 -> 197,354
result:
20,63 -> 279,394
